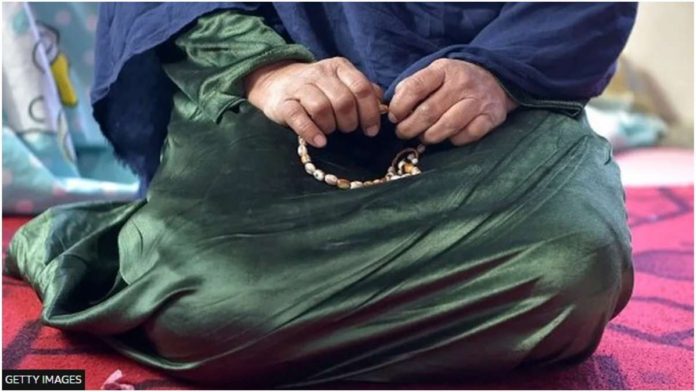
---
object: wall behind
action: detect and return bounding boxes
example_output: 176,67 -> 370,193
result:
621,2 -> 693,131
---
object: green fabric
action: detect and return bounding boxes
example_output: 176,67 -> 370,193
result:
6,104 -> 633,387
5,10 -> 634,388
162,10 -> 315,122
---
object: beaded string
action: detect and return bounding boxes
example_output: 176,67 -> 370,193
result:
297,104 -> 426,189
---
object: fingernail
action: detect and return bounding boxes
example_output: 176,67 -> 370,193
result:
388,113 -> 397,123
366,125 -> 379,137
313,134 -> 326,147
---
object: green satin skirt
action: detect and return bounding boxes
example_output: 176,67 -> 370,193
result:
5,95 -> 633,387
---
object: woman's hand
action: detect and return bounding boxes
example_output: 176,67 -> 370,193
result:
244,57 -> 383,148
388,59 -> 518,146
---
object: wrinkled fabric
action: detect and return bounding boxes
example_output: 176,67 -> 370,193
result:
91,2 -> 637,183
6,99 -> 634,386
161,10 -> 315,123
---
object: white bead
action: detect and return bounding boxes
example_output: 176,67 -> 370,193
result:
313,169 -> 325,181
350,181 -> 363,189
298,145 -> 307,156
407,153 -> 416,161
416,144 -> 426,153
411,158 -> 419,164
304,162 -> 316,174
411,167 -> 421,175
324,174 -> 338,185
397,161 -> 405,171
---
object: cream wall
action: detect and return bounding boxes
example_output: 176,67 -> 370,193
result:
621,2 -> 694,128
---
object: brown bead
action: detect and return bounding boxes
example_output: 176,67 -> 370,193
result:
337,179 -> 350,189
403,163 -> 414,173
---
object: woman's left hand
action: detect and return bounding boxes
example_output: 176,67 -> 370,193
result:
388,59 -> 518,146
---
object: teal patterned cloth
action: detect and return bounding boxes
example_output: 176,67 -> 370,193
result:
2,2 -> 138,215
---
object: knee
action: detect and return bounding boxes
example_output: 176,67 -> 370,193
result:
549,224 -> 632,308
526,228 -> 633,362
142,293 -> 309,386
143,291 -> 271,363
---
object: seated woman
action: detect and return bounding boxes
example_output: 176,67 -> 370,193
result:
5,2 -> 637,388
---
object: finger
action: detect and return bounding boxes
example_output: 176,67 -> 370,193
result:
336,66 -> 381,136
372,83 -> 384,101
395,86 -> 456,140
315,78 -> 359,133
297,84 -> 336,134
388,65 -> 445,123
449,114 -> 495,146
420,98 -> 479,144
373,83 -> 388,115
280,99 -> 327,148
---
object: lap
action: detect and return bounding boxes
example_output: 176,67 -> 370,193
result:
143,98 -> 630,282
6,97 -> 634,386
140,100 -> 632,369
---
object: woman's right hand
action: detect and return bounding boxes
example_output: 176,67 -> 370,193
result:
244,57 -> 383,148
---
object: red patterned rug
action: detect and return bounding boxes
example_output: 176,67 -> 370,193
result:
3,186 -> 693,389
